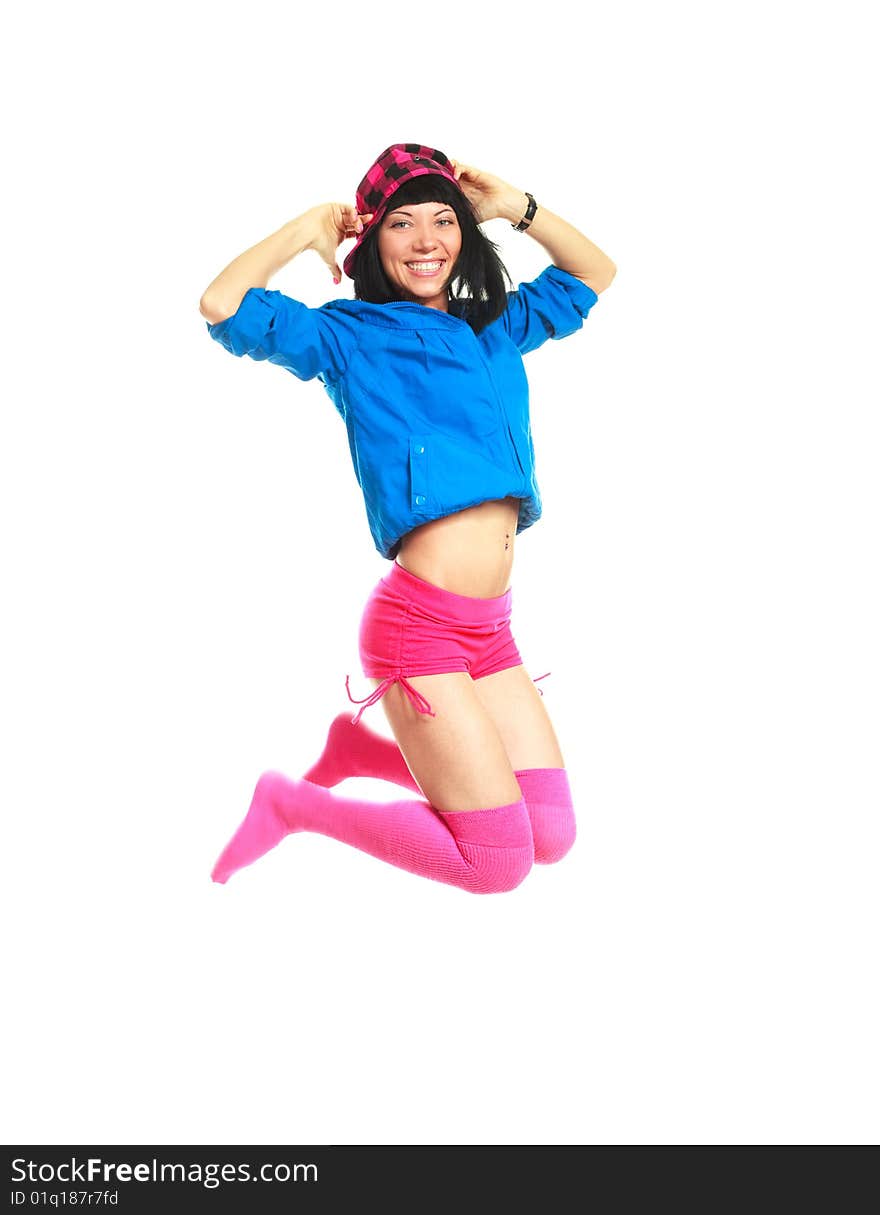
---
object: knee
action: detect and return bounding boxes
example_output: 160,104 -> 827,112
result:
515,767 -> 577,865
439,801 -> 535,894
461,841 -> 534,894
532,813 -> 576,864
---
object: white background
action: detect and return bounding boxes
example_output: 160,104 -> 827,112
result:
2,0 -> 877,1146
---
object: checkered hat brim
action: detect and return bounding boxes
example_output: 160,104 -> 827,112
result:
342,143 -> 462,279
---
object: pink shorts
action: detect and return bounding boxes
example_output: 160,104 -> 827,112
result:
346,561 -> 527,724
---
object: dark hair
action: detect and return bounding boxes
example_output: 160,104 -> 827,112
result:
351,174 -> 512,334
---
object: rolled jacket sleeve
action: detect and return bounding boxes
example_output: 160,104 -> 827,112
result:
501,265 -> 599,355
205,287 -> 358,383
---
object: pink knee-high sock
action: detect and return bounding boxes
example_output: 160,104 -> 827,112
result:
303,712 -> 422,793
513,767 -> 576,864
301,716 -> 576,863
210,773 -> 534,894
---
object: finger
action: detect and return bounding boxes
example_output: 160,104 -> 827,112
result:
353,211 -> 374,233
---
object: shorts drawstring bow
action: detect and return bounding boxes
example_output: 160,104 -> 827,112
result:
345,673 -> 436,726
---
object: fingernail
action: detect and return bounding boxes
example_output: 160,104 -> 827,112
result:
333,276 -> 340,285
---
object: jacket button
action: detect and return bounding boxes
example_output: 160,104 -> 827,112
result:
415,495 -> 426,506
415,445 -> 424,454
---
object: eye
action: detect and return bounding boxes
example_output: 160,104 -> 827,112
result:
388,216 -> 454,229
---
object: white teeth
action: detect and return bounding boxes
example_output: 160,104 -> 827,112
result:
406,261 -> 443,271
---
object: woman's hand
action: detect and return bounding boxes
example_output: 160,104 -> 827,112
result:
447,159 -> 526,225
304,202 -> 374,283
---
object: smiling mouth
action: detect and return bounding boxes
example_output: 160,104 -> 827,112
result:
405,260 -> 446,276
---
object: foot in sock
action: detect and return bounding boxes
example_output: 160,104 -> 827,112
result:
303,712 -> 422,792
210,772 -> 300,884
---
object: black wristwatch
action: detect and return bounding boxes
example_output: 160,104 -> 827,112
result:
512,192 -> 538,232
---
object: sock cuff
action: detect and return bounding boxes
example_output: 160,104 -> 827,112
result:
437,798 -> 531,846
514,767 -> 573,803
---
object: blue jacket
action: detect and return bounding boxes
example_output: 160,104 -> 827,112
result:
205,264 -> 598,558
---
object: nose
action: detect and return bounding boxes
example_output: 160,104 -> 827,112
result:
410,221 -> 439,253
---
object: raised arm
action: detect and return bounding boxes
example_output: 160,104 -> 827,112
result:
199,203 -> 374,324
449,160 -> 617,294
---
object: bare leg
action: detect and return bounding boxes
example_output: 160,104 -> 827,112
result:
374,672 -> 524,813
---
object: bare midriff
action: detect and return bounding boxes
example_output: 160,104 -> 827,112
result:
396,497 -> 521,599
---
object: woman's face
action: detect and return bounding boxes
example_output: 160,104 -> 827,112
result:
376,199 -> 463,311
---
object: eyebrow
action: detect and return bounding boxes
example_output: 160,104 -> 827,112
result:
386,206 -> 455,218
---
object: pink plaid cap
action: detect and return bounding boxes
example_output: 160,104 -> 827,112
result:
342,143 -> 462,279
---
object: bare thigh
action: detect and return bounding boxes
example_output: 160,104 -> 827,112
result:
472,664 -> 566,771
375,673 -> 523,813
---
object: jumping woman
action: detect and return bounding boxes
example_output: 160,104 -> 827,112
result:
199,143 -> 616,893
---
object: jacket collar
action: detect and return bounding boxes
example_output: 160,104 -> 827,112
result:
327,296 -> 471,331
